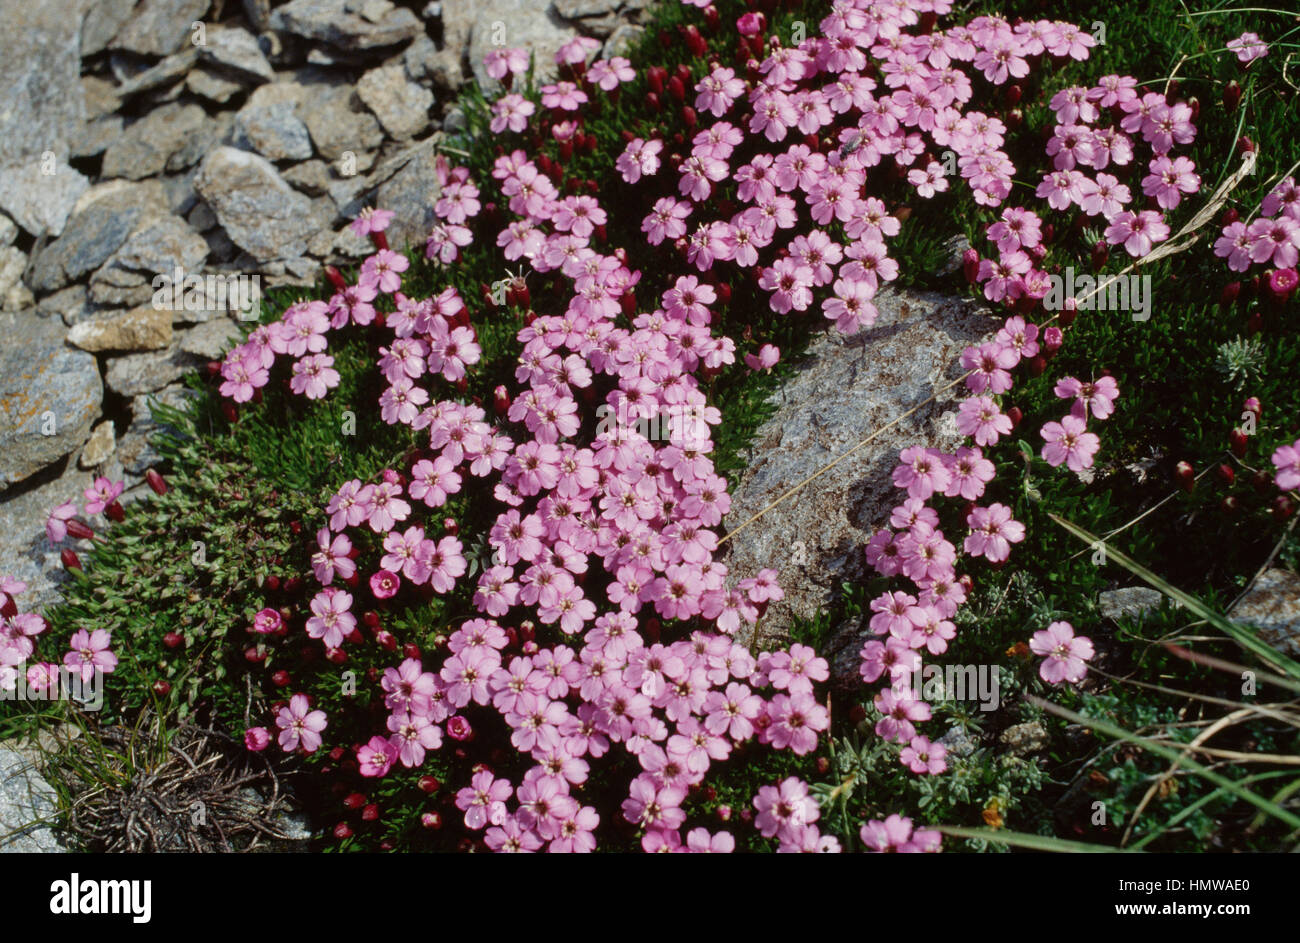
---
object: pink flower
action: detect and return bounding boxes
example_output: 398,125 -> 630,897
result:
743,344 -> 780,372
456,770 -> 512,830
358,735 -> 398,778
616,137 -> 663,184
1227,31 -> 1268,65
83,477 -> 124,515
1215,221 -> 1255,272
276,693 -> 328,753
305,589 -> 356,649
370,569 -> 401,600
349,207 -> 395,237
244,727 -> 271,752
957,397 -> 1013,447
1272,439 -> 1300,491
312,528 -> 356,585
251,608 -> 283,635
1029,621 -> 1095,684
63,628 -> 117,681
860,814 -> 941,852
753,777 -> 818,841
901,736 -> 948,775
964,503 -> 1026,563
447,714 -> 473,741
45,502 -> 77,543
1040,414 -> 1101,472
1055,375 -> 1120,421
893,446 -> 952,500
1104,210 -> 1170,258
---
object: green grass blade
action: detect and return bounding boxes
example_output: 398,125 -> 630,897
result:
935,825 -> 1129,852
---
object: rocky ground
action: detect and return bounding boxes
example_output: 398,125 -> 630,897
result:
0,0 -> 649,613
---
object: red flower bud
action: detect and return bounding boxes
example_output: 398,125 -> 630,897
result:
145,468 -> 168,495
152,680 -> 171,697
271,670 -> 291,687
1223,81 -> 1242,113
361,804 -> 379,822
667,75 -> 686,103
962,248 -> 980,284
105,501 -> 125,523
1221,496 -> 1239,514
333,822 -> 353,840
163,632 -> 183,649
66,519 -> 95,540
1091,240 -> 1109,272
647,66 -> 666,95
1176,461 -> 1195,491
61,548 -> 82,571
1006,406 -> 1023,430
1230,428 -> 1248,458
1274,496 -> 1295,521
326,266 -> 348,292
1221,281 -> 1241,306
1217,463 -> 1235,486
326,647 -> 348,665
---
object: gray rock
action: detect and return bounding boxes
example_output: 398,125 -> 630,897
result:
117,382 -> 200,474
0,248 -> 28,309
0,310 -> 102,490
824,618 -> 869,693
234,103 -> 314,162
300,83 -> 385,161
441,0 -> 578,88
28,181 -> 168,293
68,306 -> 174,353
999,721 -> 1048,756
0,0 -> 88,172
199,25 -> 274,83
271,0 -> 422,50
242,0 -> 272,31
1098,586 -> 1164,622
89,214 -> 210,308
195,147 -> 326,262
80,420 -> 117,468
114,47 -> 200,98
101,103 -> 209,181
0,161 -> 91,238
602,21 -> 644,58
1231,569 -> 1300,660
721,288 -> 993,646
376,141 -> 443,251
0,214 -> 15,248
0,748 -> 61,853
81,0 -> 136,56
402,34 -> 440,83
282,160 -> 333,196
72,116 -> 126,160
357,64 -> 434,140
111,0 -> 210,57
104,345 -> 201,396
0,461 -> 94,613
936,725 -> 979,758
167,114 -> 233,176
178,316 -> 242,359
81,76 -> 122,121
186,66 -> 245,104
554,0 -> 624,19
38,285 -> 92,326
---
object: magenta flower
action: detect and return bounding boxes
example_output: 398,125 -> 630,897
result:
244,727 -> 271,752
251,608 -> 283,635
370,569 -> 400,600
358,735 -> 398,778
305,589 -> 356,649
